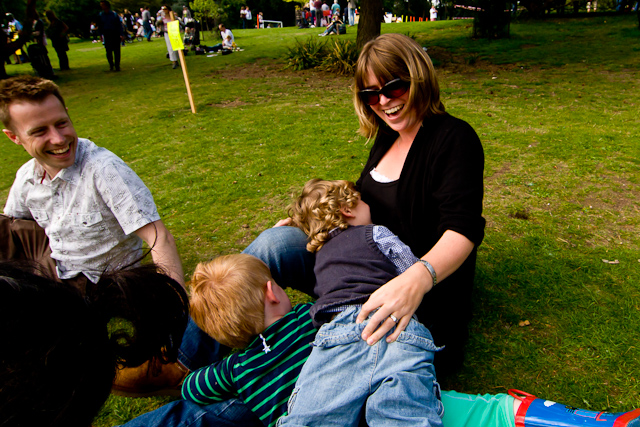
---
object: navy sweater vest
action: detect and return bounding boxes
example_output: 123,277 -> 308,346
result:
310,225 -> 397,328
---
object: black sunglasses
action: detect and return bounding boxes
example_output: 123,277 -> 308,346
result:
358,78 -> 410,106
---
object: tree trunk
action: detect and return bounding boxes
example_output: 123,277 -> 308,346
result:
356,0 -> 383,49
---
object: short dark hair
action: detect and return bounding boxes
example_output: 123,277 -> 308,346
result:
0,76 -> 67,130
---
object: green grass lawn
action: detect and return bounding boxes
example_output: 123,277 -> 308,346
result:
2,16 -> 639,425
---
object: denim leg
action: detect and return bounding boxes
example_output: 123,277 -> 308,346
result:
279,307 -> 443,427
242,226 -> 315,296
116,398 -> 261,427
178,318 -> 230,371
365,318 -> 443,427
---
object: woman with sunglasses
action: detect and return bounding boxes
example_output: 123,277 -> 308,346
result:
237,32 -> 484,378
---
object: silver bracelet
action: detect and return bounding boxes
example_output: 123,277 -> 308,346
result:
417,259 -> 437,287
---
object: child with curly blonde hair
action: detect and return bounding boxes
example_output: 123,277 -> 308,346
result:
280,178 -> 444,426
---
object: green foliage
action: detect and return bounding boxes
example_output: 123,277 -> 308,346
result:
320,38 -> 359,75
1,0 -> 28,22
191,0 -> 225,24
45,0 -> 100,37
285,36 -> 327,70
285,36 -> 359,75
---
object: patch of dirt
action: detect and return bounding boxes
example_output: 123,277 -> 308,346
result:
206,59 -> 352,84
207,98 -> 249,108
486,162 -> 512,181
427,45 -> 541,75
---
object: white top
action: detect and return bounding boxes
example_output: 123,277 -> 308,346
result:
221,28 -> 234,47
245,10 -> 252,19
430,7 -> 438,18
4,139 -> 160,283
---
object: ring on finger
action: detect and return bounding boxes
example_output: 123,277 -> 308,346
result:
389,314 -> 398,323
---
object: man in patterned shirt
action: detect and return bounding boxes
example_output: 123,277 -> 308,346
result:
0,75 -> 184,289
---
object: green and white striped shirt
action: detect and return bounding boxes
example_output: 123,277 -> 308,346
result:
182,303 -> 317,427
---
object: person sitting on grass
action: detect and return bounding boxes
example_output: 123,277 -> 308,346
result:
318,12 -> 343,36
278,179 -> 443,426
182,254 -> 317,427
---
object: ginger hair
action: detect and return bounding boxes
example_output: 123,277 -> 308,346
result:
189,254 -> 272,349
289,179 -> 360,253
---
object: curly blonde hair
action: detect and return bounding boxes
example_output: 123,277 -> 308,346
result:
189,254 -> 272,349
289,179 -> 361,253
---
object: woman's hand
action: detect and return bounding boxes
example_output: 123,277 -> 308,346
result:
273,218 -> 292,227
357,230 -> 475,345
356,262 -> 432,345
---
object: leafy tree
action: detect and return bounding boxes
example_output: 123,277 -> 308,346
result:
1,0 -> 28,22
45,0 -> 101,37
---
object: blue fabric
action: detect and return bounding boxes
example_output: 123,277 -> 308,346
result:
242,226 -> 316,295
372,225 -> 419,274
278,306 -> 443,427
523,397 -> 640,427
116,398 -> 261,427
178,318 -> 229,371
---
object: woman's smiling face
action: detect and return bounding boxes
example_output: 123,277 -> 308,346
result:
364,70 -> 414,134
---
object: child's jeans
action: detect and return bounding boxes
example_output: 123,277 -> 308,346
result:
278,306 -> 444,427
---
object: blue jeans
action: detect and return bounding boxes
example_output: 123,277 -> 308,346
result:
278,306 -> 444,427
117,398 -> 261,427
143,21 -> 152,40
242,226 -> 315,294
348,7 -> 355,25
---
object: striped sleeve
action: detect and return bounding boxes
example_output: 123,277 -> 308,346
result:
181,356 -> 238,405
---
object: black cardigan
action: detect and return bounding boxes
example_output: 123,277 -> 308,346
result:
355,113 -> 485,355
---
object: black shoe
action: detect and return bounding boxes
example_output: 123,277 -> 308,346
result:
109,64 -> 114,71
172,62 -> 178,69
115,66 -> 121,71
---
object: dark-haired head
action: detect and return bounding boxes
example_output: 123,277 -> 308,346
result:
0,261 -> 189,427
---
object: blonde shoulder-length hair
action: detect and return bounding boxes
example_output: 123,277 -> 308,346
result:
353,33 -> 446,139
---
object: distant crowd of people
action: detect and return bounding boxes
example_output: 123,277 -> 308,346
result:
296,0 -> 358,29
2,10 -> 68,79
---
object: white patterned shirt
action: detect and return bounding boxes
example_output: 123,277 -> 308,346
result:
4,138 -> 160,283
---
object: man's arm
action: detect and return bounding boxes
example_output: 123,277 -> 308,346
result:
135,220 -> 185,286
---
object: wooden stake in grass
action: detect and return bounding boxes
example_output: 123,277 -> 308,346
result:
167,20 -> 196,114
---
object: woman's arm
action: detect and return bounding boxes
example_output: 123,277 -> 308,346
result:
356,230 -> 474,344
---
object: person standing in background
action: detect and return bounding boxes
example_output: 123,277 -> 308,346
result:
98,0 -> 124,71
142,6 -> 152,41
240,6 -> 247,28
347,0 -> 356,25
45,10 -> 69,70
160,5 -> 178,69
245,6 -> 252,28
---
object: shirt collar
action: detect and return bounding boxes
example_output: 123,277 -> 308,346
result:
35,138 -> 86,185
